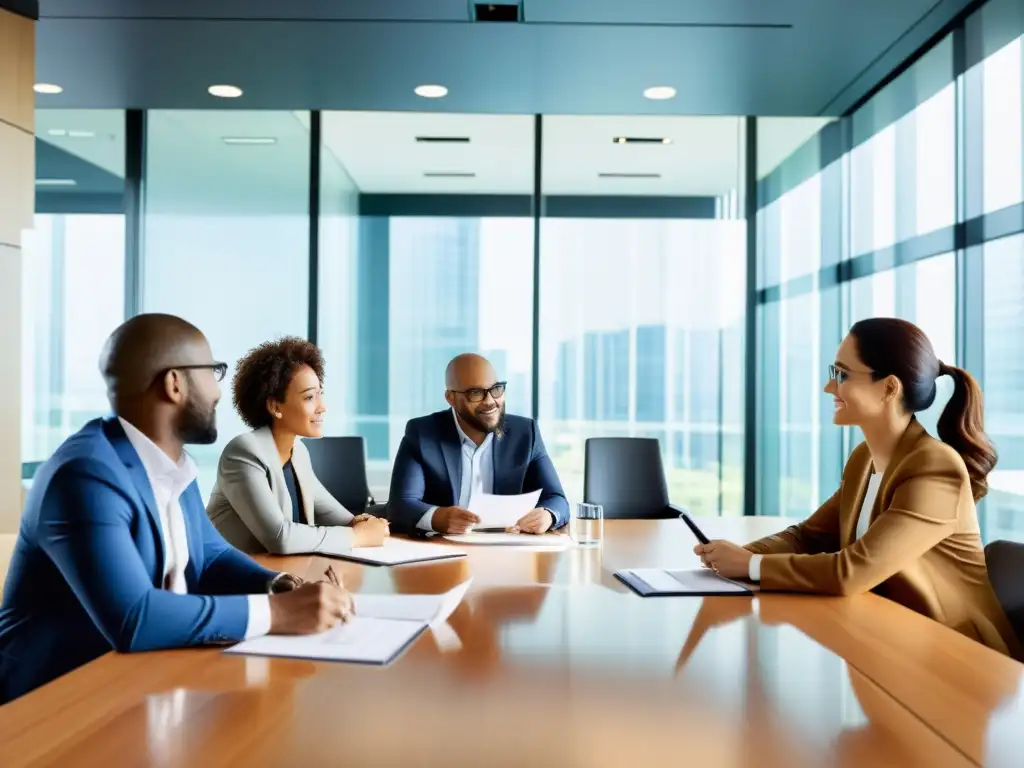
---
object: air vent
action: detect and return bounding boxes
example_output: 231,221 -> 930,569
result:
598,173 -> 661,179
415,136 -> 471,144
424,172 -> 477,178
613,137 -> 672,145
473,3 -> 521,22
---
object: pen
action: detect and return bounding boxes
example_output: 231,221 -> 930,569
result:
324,565 -> 341,587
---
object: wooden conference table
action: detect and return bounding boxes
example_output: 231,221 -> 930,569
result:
1,518 -> 1022,767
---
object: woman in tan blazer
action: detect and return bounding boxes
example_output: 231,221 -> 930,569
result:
206,337 -> 388,556
697,318 -> 1021,660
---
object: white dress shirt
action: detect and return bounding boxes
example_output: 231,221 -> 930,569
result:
118,418 -> 272,638
417,409 -> 495,531
748,473 -> 882,582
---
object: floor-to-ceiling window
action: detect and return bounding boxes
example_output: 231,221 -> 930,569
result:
317,113 -> 535,493
537,117 -> 745,515
22,110 -> 126,466
756,0 -> 1024,542
141,111 -> 311,492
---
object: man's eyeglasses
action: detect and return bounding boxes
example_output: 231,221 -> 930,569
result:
161,363 -> 229,383
828,364 -> 874,385
449,382 -> 507,403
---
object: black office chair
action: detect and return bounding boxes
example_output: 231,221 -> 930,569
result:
984,539 -> 1024,647
583,437 -> 686,520
303,436 -> 386,518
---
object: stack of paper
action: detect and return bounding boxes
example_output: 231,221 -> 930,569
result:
444,532 -> 573,548
225,580 -> 472,665
335,537 -> 466,566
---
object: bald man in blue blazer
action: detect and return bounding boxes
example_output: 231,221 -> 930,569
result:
387,354 -> 569,535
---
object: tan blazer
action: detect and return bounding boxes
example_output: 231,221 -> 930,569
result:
206,428 -> 355,556
746,419 -> 1021,660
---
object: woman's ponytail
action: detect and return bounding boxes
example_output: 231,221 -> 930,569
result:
936,362 -> 998,501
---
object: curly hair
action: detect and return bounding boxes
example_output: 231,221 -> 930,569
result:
232,337 -> 325,430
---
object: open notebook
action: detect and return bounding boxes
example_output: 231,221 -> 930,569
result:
225,580 -> 472,665
616,569 -> 754,597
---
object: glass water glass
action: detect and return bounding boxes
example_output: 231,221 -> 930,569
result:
572,503 -> 604,547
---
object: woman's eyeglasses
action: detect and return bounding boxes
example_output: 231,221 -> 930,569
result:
828,365 -> 874,385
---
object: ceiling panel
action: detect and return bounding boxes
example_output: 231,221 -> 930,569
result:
30,0 -> 976,117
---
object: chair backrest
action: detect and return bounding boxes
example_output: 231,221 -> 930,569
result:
303,436 -> 373,514
985,539 -> 1024,646
583,437 -> 673,519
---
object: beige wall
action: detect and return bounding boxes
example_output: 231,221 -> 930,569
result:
0,6 -> 34,543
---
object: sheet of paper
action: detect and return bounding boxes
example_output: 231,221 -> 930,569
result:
353,579 -> 472,627
468,490 -> 543,529
444,532 -> 573,549
224,616 -> 424,664
630,568 -> 751,594
339,538 -> 466,566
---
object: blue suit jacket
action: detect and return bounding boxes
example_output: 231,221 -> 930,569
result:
387,410 -> 570,532
0,418 -> 277,704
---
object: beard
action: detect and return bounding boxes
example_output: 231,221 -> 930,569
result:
175,390 -> 218,445
456,401 -> 506,437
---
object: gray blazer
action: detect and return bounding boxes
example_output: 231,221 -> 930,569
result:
206,427 -> 355,556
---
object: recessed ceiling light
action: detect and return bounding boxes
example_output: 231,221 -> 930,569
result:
47,128 -> 67,137
68,130 -> 95,138
414,84 -> 448,99
423,171 -> 476,178
208,84 -> 243,98
34,83 -> 63,95
35,179 -> 77,186
222,136 -> 277,145
643,86 -> 676,100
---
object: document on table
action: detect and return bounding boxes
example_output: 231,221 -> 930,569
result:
615,568 -> 754,597
354,579 -> 472,628
224,616 -> 425,665
444,532 -> 573,548
224,581 -> 473,665
468,490 -> 542,529
333,537 -> 467,566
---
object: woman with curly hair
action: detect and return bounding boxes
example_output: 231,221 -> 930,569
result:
206,337 -> 389,555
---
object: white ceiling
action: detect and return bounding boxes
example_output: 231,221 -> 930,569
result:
34,109 -> 837,200
323,112 -> 748,196
35,109 -> 126,177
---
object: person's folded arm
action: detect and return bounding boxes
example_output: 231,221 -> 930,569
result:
386,432 -> 434,532
38,459 -> 250,652
218,454 -> 353,556
758,459 -> 962,596
525,423 -> 570,529
745,488 -> 842,557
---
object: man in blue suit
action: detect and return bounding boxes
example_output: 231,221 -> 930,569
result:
387,353 -> 569,535
0,314 -> 352,704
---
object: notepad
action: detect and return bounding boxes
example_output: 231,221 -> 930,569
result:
468,490 -> 543,529
225,580 -> 473,665
444,532 -> 573,549
616,568 -> 754,597
225,616 -> 426,665
334,538 -> 467,566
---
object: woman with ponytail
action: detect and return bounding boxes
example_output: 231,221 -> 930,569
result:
697,318 -> 1021,659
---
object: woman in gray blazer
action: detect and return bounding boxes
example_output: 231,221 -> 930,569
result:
206,337 -> 389,555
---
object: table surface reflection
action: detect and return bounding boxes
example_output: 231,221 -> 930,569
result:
1,518 -> 1020,767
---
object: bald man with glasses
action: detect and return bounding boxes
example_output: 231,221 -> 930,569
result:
387,353 -> 569,535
